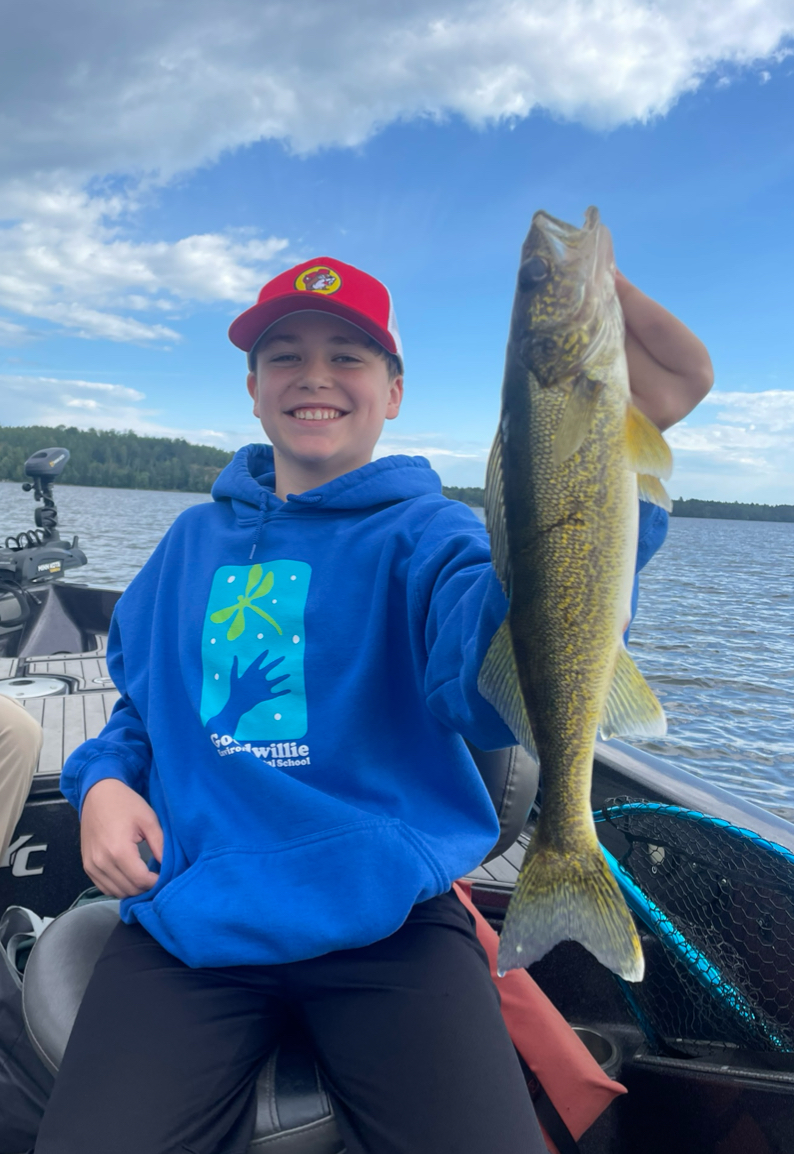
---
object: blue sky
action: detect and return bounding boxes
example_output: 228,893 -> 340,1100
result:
1,2 -> 793,501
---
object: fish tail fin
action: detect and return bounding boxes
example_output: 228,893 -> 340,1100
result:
497,839 -> 645,982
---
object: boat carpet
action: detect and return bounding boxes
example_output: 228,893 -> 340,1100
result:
21,690 -> 121,777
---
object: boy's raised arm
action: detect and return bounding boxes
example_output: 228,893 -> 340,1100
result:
413,507 -> 518,750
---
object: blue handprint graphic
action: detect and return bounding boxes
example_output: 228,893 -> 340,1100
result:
200,561 -> 310,740
205,651 -> 290,737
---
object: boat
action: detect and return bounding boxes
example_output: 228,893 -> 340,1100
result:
2,449 -> 793,1154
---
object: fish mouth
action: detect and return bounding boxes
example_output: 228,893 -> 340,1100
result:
530,206 -> 600,251
519,206 -> 616,339
524,206 -> 605,274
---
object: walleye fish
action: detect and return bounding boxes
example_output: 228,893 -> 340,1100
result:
479,207 -> 672,982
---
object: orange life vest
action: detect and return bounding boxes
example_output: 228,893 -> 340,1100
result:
454,882 -> 626,1153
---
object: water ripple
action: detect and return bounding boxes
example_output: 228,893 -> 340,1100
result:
631,517 -> 794,821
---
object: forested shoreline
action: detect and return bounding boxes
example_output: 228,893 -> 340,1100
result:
670,498 -> 794,522
443,487 -> 794,521
0,428 -> 791,520
0,426 -> 233,492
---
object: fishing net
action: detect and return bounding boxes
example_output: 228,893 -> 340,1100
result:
599,800 -> 794,1056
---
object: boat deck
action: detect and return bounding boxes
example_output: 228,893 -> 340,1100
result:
4,637 -> 121,780
4,637 -> 523,886
23,690 -> 121,777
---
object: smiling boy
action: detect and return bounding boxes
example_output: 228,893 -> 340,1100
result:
36,255 -> 711,1154
247,311 -> 403,497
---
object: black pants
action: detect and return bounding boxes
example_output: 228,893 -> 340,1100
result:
35,891 -> 546,1153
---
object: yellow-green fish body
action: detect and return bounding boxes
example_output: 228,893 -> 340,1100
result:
480,208 -> 672,982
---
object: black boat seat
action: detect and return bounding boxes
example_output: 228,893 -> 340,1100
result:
466,741 -> 538,862
22,743 -> 538,1152
23,901 -> 345,1153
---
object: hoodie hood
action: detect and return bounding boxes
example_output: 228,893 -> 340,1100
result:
212,443 -> 442,518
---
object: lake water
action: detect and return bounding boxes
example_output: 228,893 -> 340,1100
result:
2,480 -> 793,821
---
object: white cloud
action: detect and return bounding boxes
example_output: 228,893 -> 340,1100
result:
0,373 -> 258,447
2,2 -> 793,348
701,387 -> 794,427
666,388 -> 794,501
2,1 -> 794,178
375,431 -> 489,485
0,317 -> 31,345
0,181 -> 288,343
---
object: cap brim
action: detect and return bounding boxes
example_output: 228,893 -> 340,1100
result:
229,293 -> 401,365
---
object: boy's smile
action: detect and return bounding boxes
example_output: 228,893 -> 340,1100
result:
247,311 -> 403,499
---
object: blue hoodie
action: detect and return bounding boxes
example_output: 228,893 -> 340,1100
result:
61,445 -> 667,968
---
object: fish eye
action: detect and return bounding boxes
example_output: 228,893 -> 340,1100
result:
518,257 -> 550,290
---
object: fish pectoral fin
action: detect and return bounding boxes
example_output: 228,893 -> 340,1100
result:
637,473 -> 672,512
625,403 -> 673,480
477,618 -> 537,759
601,644 -> 667,740
497,838 -> 645,982
484,431 -> 510,596
551,373 -> 605,466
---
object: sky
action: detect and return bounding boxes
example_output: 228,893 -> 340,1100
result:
1,1 -> 794,501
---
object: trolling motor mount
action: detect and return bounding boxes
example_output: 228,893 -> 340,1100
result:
0,448 -> 87,594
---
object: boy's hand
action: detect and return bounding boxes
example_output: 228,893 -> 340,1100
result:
616,270 -> 714,431
80,778 -> 164,898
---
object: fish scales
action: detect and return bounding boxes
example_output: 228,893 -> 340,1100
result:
480,207 -> 672,981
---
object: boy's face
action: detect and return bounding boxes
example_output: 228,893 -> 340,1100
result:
247,312 -> 403,486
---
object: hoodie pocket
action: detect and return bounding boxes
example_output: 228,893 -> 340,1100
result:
142,818 -> 449,968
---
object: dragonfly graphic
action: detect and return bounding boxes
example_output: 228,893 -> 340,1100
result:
210,565 -> 283,641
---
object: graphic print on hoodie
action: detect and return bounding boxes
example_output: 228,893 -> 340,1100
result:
200,561 -> 311,742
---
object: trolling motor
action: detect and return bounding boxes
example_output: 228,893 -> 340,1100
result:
0,449 -> 87,593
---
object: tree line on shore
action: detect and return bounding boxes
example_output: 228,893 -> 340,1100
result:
0,426 -> 233,493
0,428 -> 790,521
436,489 -> 794,522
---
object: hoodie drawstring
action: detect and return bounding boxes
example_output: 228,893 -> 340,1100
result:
249,503 -> 267,560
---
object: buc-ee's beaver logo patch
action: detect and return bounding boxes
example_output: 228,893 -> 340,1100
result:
295,266 -> 341,294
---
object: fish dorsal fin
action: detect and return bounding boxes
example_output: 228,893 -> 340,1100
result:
484,431 -> 511,596
637,473 -> 672,512
551,373 -> 605,467
600,644 -> 667,741
625,403 -> 673,480
477,618 -> 538,759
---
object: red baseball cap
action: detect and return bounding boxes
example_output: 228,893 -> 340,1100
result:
229,257 -> 403,371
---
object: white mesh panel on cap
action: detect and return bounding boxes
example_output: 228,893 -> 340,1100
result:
386,289 -> 404,361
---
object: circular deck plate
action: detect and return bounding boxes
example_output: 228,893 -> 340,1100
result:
0,675 -> 70,699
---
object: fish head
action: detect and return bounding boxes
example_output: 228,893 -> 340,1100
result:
513,206 -> 621,388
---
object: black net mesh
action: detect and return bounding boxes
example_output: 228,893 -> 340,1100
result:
601,800 -> 794,1056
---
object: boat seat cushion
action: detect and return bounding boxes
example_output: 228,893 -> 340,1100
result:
466,742 -> 538,862
23,902 -> 344,1154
